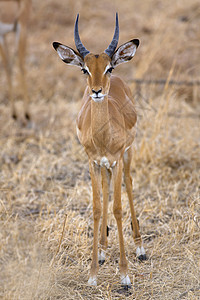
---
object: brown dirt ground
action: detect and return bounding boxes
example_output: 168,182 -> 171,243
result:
0,0 -> 199,299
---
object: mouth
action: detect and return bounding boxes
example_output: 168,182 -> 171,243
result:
91,94 -> 107,102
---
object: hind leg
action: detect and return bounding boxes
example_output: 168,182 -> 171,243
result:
99,167 -> 111,264
17,24 -> 30,121
123,147 -> 146,260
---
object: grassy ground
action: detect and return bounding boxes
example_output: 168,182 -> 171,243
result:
0,0 -> 199,299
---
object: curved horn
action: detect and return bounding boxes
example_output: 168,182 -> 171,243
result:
74,14 -> 90,58
105,13 -> 119,57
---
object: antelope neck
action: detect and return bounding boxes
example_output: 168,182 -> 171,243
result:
91,94 -> 110,144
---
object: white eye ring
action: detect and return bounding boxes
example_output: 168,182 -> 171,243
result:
104,64 -> 114,74
84,65 -> 92,76
106,67 -> 113,74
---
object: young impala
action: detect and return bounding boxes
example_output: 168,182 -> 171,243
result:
0,0 -> 31,121
53,13 -> 146,288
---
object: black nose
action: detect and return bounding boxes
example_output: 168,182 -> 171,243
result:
92,88 -> 102,94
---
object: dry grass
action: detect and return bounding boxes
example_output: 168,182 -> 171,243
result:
0,0 -> 200,299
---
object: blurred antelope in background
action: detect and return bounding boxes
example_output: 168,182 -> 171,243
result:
53,13 -> 146,288
0,0 -> 31,121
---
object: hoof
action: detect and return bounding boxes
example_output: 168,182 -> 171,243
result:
98,250 -> 105,265
121,275 -> 131,290
138,253 -> 147,261
121,284 -> 131,291
136,246 -> 147,261
99,259 -> 105,265
88,276 -> 97,286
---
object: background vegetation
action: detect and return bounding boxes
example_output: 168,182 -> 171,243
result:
0,0 -> 199,299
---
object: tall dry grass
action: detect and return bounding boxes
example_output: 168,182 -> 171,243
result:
0,0 -> 199,299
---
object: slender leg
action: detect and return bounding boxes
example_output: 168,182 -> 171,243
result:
123,147 -> 146,260
113,159 -> 131,287
0,37 -> 16,119
17,24 -> 30,120
88,161 -> 101,286
99,167 -> 111,264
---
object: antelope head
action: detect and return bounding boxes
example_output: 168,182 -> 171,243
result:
53,13 -> 139,102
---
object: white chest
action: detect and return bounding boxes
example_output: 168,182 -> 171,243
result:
94,156 -> 116,169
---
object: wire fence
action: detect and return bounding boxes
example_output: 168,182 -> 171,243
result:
130,78 -> 200,86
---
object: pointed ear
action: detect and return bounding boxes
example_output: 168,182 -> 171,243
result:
111,39 -> 139,67
52,42 -> 84,67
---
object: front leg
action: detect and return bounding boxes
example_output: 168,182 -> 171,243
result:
113,159 -> 131,288
99,167 -> 111,265
88,161 -> 101,286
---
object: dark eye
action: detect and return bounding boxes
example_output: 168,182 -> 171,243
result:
106,67 -> 114,74
81,68 -> 89,75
